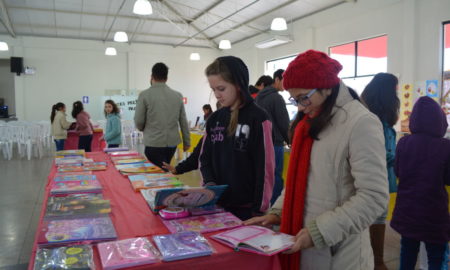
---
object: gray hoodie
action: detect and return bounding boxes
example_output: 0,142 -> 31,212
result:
255,86 -> 290,146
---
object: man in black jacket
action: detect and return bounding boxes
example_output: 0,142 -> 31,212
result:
255,69 -> 290,205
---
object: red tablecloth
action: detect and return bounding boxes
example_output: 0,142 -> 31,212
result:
64,131 -> 106,151
28,152 -> 281,270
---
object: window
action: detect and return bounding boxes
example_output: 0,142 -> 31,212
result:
329,35 -> 388,95
265,55 -> 298,120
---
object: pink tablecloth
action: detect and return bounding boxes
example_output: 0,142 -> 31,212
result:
28,152 -> 281,270
64,131 -> 106,151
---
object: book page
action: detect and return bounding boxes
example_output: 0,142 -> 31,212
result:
242,232 -> 294,254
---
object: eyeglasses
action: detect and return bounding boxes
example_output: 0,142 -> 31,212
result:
289,89 -> 317,107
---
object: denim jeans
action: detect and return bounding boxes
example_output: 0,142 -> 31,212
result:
54,139 -> 65,151
271,146 -> 285,205
400,236 -> 447,270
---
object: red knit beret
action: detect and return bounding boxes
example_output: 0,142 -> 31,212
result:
283,49 -> 343,90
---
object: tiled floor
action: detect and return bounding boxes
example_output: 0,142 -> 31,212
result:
0,147 -> 438,270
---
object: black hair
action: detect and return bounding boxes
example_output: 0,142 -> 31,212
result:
361,73 -> 399,126
255,75 -> 273,88
203,104 -> 213,120
249,85 -> 259,95
71,101 -> 84,119
50,102 -> 65,123
273,69 -> 284,81
104,99 -> 120,118
152,62 -> 169,81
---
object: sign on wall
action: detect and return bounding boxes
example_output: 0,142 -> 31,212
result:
82,96 -> 89,104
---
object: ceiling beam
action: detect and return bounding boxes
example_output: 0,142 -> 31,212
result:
233,1 -> 347,45
190,0 -> 223,22
103,0 -> 126,42
174,0 -> 260,48
210,0 -> 297,40
159,0 -> 217,48
0,0 -> 16,37
6,5 -> 186,25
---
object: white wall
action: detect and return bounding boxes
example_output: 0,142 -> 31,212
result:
0,59 -> 15,115
0,36 -> 219,123
226,0 -> 450,91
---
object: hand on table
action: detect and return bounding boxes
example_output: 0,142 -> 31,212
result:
243,214 -> 281,228
162,162 -> 177,174
283,228 -> 314,254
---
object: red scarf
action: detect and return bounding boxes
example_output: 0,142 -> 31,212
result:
279,115 -> 313,270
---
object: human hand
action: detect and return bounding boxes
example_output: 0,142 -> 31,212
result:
283,228 -> 314,254
162,162 -> 177,174
243,214 -> 281,228
183,145 -> 190,152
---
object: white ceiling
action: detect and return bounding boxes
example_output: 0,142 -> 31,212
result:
0,0 -> 346,49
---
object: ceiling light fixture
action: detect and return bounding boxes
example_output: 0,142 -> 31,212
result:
133,0 -> 153,15
114,31 -> 128,42
105,47 -> 117,56
190,53 -> 200,61
0,41 -> 8,51
270,18 -> 288,31
219,40 -> 231,50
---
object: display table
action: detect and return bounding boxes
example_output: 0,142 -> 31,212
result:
28,152 -> 281,270
64,130 -> 106,151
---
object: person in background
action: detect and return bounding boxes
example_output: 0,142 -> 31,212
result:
203,104 -> 213,122
200,56 -> 275,221
255,69 -> 290,205
245,50 -> 389,269
361,72 -> 400,270
71,101 -> 93,152
255,75 -> 273,93
50,102 -> 72,151
163,137 -> 203,175
134,62 -> 190,169
249,85 -> 259,99
391,96 -> 450,270
103,100 -> 122,148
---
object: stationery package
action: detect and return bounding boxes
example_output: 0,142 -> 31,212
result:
189,205 -> 225,216
159,207 -> 190,220
98,237 -> 160,269
50,180 -> 102,195
162,212 -> 241,234
153,231 -> 213,262
33,245 -> 94,270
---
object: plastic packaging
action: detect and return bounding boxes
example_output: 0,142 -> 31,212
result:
159,207 -> 189,220
33,245 -> 95,270
98,237 -> 160,270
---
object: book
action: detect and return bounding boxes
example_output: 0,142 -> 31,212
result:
128,174 -> 183,191
120,166 -> 165,174
153,231 -> 213,262
108,151 -> 140,157
50,180 -> 102,195
140,185 -> 228,213
45,199 -> 111,219
111,155 -> 145,162
189,205 -> 225,216
47,193 -> 104,202
54,174 -> 98,182
55,150 -> 85,157
211,226 -> 294,256
114,162 -> 153,170
162,212 -> 242,234
83,162 -> 107,171
104,147 -> 129,152
57,165 -> 84,173
55,157 -> 84,166
54,171 -> 92,177
33,245 -> 94,270
98,237 -> 159,269
113,158 -> 148,165
37,217 -> 117,246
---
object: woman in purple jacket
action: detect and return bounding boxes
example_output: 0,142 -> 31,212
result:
71,101 -> 94,152
392,96 -> 450,270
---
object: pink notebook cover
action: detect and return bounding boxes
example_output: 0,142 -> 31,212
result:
98,237 -> 159,270
162,212 -> 242,234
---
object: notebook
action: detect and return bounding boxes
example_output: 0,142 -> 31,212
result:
98,237 -> 159,269
33,245 -> 94,270
38,217 -> 117,246
153,231 -> 213,262
45,198 -> 111,219
212,226 -> 294,256
128,174 -> 183,191
140,185 -> 228,213
162,212 -> 242,234
50,180 -> 102,195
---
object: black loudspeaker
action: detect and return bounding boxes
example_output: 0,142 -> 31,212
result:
0,106 -> 8,118
10,57 -> 23,75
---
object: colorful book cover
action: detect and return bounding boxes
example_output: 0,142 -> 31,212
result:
120,166 -> 164,174
57,166 -> 84,173
83,162 -> 107,171
47,193 -> 104,203
128,173 -> 177,182
115,162 -> 153,170
38,217 -> 117,246
104,147 -> 129,152
189,205 -> 225,216
212,226 -> 294,256
55,171 -> 92,177
55,150 -> 85,157
54,174 -> 98,182
128,174 -> 182,191
45,199 -> 111,218
113,158 -> 148,165
50,180 -> 102,195
108,151 -> 140,157
98,237 -> 159,269
153,231 -> 213,262
111,155 -> 145,162
143,185 -> 228,212
33,245 -> 94,270
162,212 -> 242,234
55,157 -> 84,166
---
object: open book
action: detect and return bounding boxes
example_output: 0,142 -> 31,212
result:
212,226 -> 294,256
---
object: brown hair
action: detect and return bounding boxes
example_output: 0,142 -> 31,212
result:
205,59 -> 243,136
50,102 -> 65,123
104,99 -> 120,117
